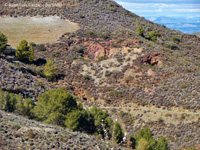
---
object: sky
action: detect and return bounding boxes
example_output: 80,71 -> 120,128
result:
115,0 -> 200,18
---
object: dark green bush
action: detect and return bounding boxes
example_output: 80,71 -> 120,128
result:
90,105 -> 113,138
136,26 -> 145,37
96,56 -> 106,62
35,44 -> 46,51
43,59 -> 56,81
16,97 -> 35,117
32,88 -> 77,126
88,30 -> 94,35
0,89 -> 123,143
114,122 -> 124,143
170,36 -> 180,43
0,89 -> 34,117
0,33 -> 8,53
131,127 -> 169,150
29,42 -> 36,47
148,30 -> 159,41
79,15 -> 85,18
0,89 -> 17,112
15,40 -> 34,62
99,31 -> 111,39
71,46 -> 84,53
155,137 -> 168,150
65,109 -> 92,132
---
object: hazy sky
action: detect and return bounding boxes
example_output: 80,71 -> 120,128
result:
115,0 -> 200,18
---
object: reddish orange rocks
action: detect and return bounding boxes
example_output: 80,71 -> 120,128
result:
140,52 -> 162,66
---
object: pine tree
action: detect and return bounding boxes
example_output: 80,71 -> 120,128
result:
65,110 -> 82,131
114,122 -> 124,143
43,59 -> 56,81
32,88 -> 77,126
155,137 -> 168,150
15,40 -> 34,62
136,26 -> 145,37
0,33 -> 8,53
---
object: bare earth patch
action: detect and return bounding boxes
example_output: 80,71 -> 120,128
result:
0,16 -> 79,48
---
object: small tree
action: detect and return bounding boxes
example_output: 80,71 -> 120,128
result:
148,31 -> 159,41
15,40 -> 34,62
88,30 -> 94,35
43,59 -> 56,81
135,127 -> 157,149
32,88 -> 77,126
16,97 -> 34,117
90,105 -> 113,137
136,138 -> 150,150
136,26 -> 145,37
65,110 -> 83,131
155,137 -> 168,150
113,122 -> 124,143
170,36 -> 180,43
0,33 -> 8,53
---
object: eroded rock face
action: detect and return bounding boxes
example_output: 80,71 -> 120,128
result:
85,42 -> 106,60
140,52 -> 161,66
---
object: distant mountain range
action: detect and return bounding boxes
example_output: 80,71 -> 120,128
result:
145,16 -> 200,34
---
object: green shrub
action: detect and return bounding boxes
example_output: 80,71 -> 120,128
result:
136,138 -> 150,150
109,90 -> 122,98
131,127 -> 169,150
186,148 -> 196,150
96,56 -> 106,62
180,84 -> 187,89
29,42 -> 36,47
65,110 -> 91,131
148,30 -> 159,41
72,46 -> 84,53
136,26 -> 145,37
65,110 -> 83,131
32,88 -> 77,126
15,40 -> 34,62
43,59 -> 56,81
158,117 -> 164,123
0,89 -> 17,112
16,97 -> 34,117
90,105 -> 113,138
114,122 -> 124,143
35,44 -> 46,51
79,15 -> 85,18
0,89 -> 34,116
88,30 -> 94,35
155,137 -> 169,150
26,130 -> 36,138
170,36 -> 180,43
164,42 -> 176,49
0,33 -> 8,53
99,31 -> 111,39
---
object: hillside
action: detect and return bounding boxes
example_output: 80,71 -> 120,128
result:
0,0 -> 200,149
194,32 -> 200,38
0,110 -> 119,150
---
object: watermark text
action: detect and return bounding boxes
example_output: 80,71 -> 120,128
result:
4,3 -> 63,8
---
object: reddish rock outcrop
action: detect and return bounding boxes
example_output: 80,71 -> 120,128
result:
85,42 -> 106,60
140,52 -> 161,66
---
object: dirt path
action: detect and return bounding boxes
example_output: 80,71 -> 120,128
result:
99,105 -> 200,125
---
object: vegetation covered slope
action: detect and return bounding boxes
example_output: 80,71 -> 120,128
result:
0,0 -> 200,149
0,110 -> 116,150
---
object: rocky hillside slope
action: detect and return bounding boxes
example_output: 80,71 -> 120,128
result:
194,32 -> 200,38
0,0 -> 200,149
0,110 -> 122,150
